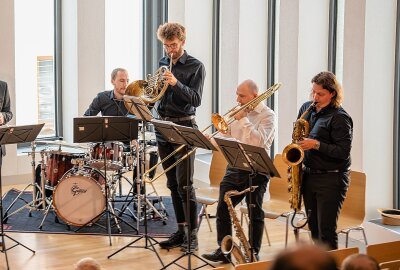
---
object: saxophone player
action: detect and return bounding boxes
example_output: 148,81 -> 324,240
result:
296,71 -> 353,250
202,80 -> 276,263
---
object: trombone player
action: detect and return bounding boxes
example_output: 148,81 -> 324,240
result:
155,22 -> 206,251
202,80 -> 276,263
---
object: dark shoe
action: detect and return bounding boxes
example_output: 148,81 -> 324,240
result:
159,231 -> 185,249
180,229 -> 198,251
255,253 -> 260,261
202,248 -> 230,263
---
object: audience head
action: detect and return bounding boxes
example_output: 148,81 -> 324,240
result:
270,243 -> 337,270
74,257 -> 102,270
341,254 -> 380,270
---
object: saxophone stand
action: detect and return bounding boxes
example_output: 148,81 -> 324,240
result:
214,138 -> 280,263
0,124 -> 44,269
151,120 -> 217,270
73,116 -> 139,245
107,96 -> 165,268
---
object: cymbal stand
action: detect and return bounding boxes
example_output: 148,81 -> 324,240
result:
108,122 -> 164,268
3,145 -> 51,223
115,143 -> 168,230
1,153 -> 36,269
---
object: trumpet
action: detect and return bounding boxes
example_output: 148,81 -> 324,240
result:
143,82 -> 282,183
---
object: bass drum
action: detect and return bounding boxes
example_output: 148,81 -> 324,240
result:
53,166 -> 106,226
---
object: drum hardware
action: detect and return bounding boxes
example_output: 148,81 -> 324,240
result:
3,146 -> 52,223
113,140 -> 168,228
108,95 -> 166,267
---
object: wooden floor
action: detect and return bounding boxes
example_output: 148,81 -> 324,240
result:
0,172 -> 316,270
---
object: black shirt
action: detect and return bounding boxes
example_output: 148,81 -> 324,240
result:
156,50 -> 205,118
84,90 -> 129,116
298,101 -> 353,172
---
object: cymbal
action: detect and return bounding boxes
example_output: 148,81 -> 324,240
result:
34,140 -> 90,150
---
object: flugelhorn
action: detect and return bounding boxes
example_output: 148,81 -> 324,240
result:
124,53 -> 173,107
143,82 -> 282,184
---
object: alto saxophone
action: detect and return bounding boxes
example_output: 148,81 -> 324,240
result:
282,102 -> 316,212
220,186 -> 258,264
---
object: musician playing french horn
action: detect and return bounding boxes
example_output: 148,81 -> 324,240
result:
296,71 -> 353,250
155,22 -> 206,251
202,80 -> 276,263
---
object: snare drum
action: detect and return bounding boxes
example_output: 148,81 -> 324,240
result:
89,142 -> 124,171
53,166 -> 106,226
46,152 -> 84,188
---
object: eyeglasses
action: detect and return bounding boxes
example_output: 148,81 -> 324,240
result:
163,43 -> 179,49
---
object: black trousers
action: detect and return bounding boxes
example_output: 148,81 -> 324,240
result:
155,119 -> 198,230
302,171 -> 349,250
216,167 -> 268,253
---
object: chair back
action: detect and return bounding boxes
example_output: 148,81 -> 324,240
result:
328,247 -> 359,266
269,154 -> 291,204
235,260 -> 273,270
337,171 -> 366,230
209,150 -> 228,187
379,259 -> 400,270
366,240 -> 400,263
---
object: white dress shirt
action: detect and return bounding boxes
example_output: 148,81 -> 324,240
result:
218,102 -> 276,152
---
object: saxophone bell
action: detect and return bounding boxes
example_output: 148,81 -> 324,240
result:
221,235 -> 246,264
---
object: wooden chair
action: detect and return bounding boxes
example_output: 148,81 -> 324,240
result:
235,260 -> 273,270
196,150 -> 228,231
336,170 -> 367,247
296,170 -> 367,248
379,259 -> 400,270
328,247 -> 359,266
240,154 -> 303,247
366,240 -> 400,263
212,267 -> 227,270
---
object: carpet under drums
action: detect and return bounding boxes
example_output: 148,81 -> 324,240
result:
1,189 -> 190,237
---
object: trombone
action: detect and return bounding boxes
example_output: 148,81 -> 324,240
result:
143,82 -> 282,184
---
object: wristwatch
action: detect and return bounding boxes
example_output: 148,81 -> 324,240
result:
314,140 -> 320,150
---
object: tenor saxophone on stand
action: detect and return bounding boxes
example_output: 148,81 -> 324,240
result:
220,186 -> 258,265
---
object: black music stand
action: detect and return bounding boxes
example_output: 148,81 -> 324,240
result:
73,116 -> 139,245
108,97 -> 166,268
152,120 -> 216,270
0,124 -> 43,269
214,137 -> 279,263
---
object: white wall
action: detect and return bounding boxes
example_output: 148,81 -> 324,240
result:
168,0 -> 213,139
362,0 -> 396,219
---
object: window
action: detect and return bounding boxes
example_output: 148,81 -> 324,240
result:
105,0 -> 143,86
15,0 -> 58,138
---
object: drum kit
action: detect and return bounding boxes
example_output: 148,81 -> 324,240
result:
3,131 -> 167,233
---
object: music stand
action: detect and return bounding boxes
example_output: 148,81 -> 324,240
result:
214,137 -> 279,263
73,116 -> 139,245
107,97 -> 166,268
152,120 -> 216,270
0,124 -> 43,269
118,96 -> 168,226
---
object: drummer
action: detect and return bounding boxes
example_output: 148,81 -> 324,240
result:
84,68 -> 130,117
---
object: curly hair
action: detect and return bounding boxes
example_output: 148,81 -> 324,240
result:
157,22 -> 186,41
311,71 -> 343,108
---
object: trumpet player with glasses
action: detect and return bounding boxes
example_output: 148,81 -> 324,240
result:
155,22 -> 206,251
202,80 -> 276,263
296,71 -> 353,250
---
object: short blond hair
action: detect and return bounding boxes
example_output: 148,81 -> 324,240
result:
157,22 -> 186,41
74,257 -> 102,270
